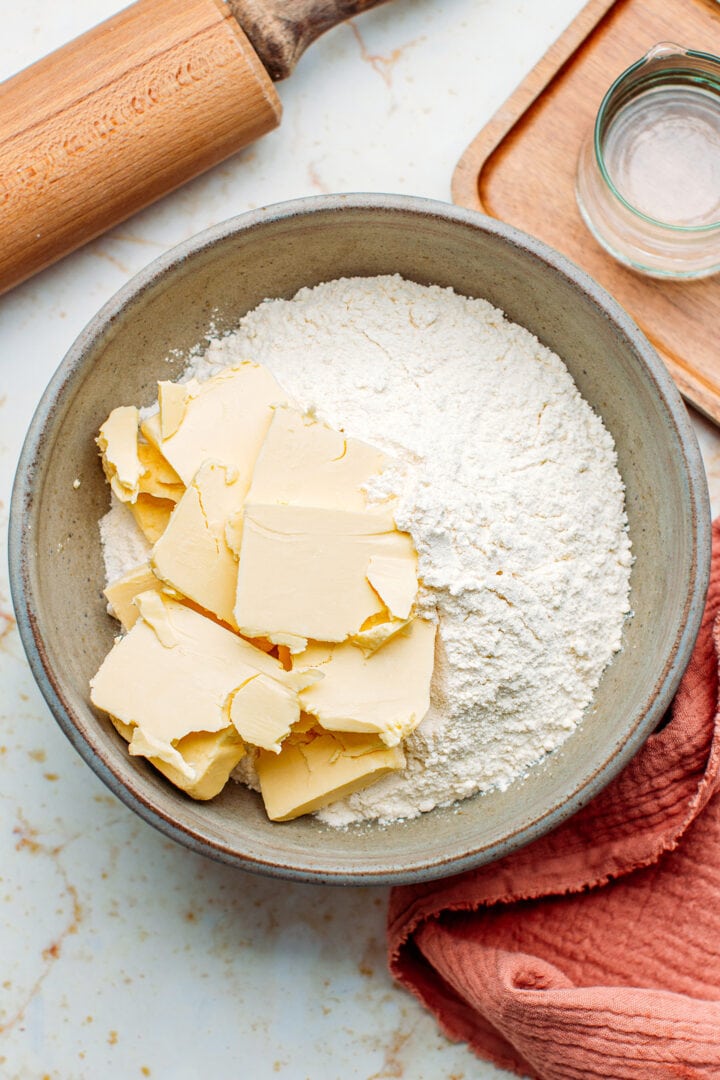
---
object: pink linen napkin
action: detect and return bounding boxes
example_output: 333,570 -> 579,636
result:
388,520 -> 720,1079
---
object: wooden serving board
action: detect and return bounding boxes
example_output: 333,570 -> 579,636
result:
452,0 -> 720,424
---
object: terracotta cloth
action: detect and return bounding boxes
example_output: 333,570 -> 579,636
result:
388,520 -> 720,1080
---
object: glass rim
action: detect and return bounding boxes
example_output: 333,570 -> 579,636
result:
593,45 -> 720,233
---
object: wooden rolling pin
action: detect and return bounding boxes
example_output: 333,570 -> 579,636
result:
0,0 -> 389,295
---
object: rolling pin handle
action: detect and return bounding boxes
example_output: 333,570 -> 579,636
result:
228,0 -> 391,80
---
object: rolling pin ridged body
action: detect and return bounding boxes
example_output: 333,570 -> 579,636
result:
0,0 -> 281,295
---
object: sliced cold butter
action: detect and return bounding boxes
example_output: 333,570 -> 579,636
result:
295,616 -> 437,746
224,511 -> 244,558
266,631 -> 308,654
110,716 -> 245,800
256,731 -> 405,821
366,554 -> 418,620
350,614 -> 413,656
97,406 -> 143,503
158,379 -> 199,440
228,674 -> 301,753
134,590 -> 178,646
285,713 -> 318,744
152,461 -> 245,628
129,726 -> 194,778
104,562 -> 165,630
142,363 -> 289,487
129,493 -> 175,545
159,727 -> 246,799
90,594 -> 290,766
137,440 -> 184,502
234,504 -> 415,643
248,407 -> 389,511
228,666 -> 323,752
110,715 -> 135,742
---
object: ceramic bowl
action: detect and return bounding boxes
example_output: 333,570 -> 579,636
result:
9,194 -> 710,885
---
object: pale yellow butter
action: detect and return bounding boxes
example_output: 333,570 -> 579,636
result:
158,379 -> 199,440
350,614 -> 414,656
104,562 -> 165,630
97,406 -> 143,503
265,631 -> 308,654
133,590 -> 178,647
228,674 -> 301,753
152,461 -> 246,628
248,407 -> 389,511
366,554 -> 418,620
228,665 -> 322,752
163,727 -> 245,799
285,713 -> 318,743
110,715 -> 245,801
95,359 -> 436,816
90,593 -> 289,768
137,440 -> 184,502
256,731 -> 405,821
129,493 -> 175,545
234,504 -> 415,643
129,726 -> 195,779
142,363 -> 289,487
295,616 -> 436,746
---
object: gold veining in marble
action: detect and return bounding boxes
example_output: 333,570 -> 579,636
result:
1,812 -> 83,1037
348,21 -> 424,88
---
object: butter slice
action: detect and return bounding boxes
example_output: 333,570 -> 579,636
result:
256,731 -> 405,821
158,379 -> 199,440
228,668 -> 322,752
133,590 -> 178,646
350,614 -> 413,656
129,493 -> 175,545
90,594 -> 290,766
137,441 -> 184,502
366,554 -> 418,620
152,461 -> 245,628
234,505 -> 415,643
142,364 -> 289,487
285,713 -> 318,744
104,562 -> 165,630
248,407 -> 389,511
228,674 -> 300,753
129,726 -> 194,778
110,716 -> 245,801
97,406 -> 143,503
295,617 -> 436,746
156,727 -> 245,799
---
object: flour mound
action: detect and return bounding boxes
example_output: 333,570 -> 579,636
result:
179,275 -> 631,825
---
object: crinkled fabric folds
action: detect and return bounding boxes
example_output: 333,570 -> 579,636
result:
388,521 -> 720,1080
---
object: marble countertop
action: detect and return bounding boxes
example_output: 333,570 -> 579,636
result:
2,2 -> 718,1077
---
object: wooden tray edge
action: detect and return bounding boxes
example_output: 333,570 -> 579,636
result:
451,0 -> 617,210
451,0 -> 720,427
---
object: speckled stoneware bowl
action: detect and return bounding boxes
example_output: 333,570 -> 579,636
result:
9,194 -> 711,885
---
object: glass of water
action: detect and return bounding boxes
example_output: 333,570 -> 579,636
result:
576,43 -> 720,279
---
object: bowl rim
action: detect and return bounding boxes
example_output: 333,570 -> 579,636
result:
8,192 -> 712,885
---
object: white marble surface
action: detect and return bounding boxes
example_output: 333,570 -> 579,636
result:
1,2 -> 719,1078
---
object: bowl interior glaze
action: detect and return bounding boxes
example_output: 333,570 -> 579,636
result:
10,195 -> 710,884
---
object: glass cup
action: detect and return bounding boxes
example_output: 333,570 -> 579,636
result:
575,43 -> 720,279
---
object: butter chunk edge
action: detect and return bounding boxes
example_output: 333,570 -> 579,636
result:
97,405 -> 143,503
256,732 -> 405,821
109,716 -> 245,801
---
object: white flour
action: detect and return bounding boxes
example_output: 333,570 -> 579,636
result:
100,495 -> 151,584
101,275 -> 632,826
